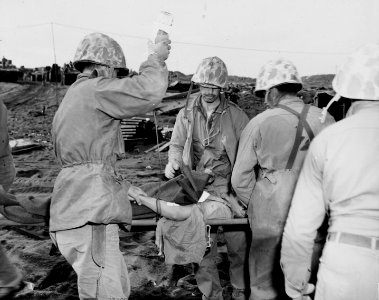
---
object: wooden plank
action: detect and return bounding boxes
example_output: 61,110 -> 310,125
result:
144,141 -> 167,153
124,138 -> 148,142
131,117 -> 150,121
121,127 -> 137,130
120,124 -> 138,129
156,141 -> 171,152
121,129 -> 137,133
121,120 -> 141,124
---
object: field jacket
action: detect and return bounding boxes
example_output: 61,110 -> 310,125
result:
50,55 -> 168,231
232,96 -> 335,234
168,94 -> 249,198
281,101 -> 379,297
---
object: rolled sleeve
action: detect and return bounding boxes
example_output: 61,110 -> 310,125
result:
95,55 -> 168,119
281,136 -> 327,297
231,121 -> 259,205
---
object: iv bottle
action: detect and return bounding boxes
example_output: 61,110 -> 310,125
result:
152,11 -> 174,43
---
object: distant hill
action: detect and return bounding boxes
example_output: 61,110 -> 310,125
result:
302,74 -> 334,88
228,75 -> 255,84
170,71 -> 335,88
227,74 -> 335,87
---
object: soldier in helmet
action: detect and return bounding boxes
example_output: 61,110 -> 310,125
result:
0,100 -> 24,298
165,56 -> 250,300
49,32 -> 170,299
281,43 -> 379,300
231,59 -> 334,300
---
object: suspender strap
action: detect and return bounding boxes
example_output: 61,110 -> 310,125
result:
278,104 -> 315,140
277,104 -> 313,169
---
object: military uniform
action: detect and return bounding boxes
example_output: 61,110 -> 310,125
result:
50,33 -> 168,299
232,59 -> 334,300
281,43 -> 379,300
0,99 -> 23,297
168,57 -> 250,300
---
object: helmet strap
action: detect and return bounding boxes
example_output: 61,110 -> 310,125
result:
320,93 -> 341,123
88,69 -> 98,79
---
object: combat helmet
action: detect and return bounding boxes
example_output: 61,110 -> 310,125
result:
73,32 -> 127,72
320,43 -> 379,122
333,43 -> 379,101
255,58 -> 302,97
191,56 -> 228,88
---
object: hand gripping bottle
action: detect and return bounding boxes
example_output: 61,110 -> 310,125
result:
152,11 -> 174,43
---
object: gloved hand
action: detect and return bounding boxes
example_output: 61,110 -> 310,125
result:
164,161 -> 180,179
128,185 -> 147,205
148,36 -> 171,62
292,283 -> 315,300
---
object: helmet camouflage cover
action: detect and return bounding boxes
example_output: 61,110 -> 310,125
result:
73,32 -> 126,72
255,58 -> 302,96
333,43 -> 379,100
191,56 -> 228,88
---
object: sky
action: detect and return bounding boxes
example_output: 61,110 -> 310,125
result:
0,0 -> 378,77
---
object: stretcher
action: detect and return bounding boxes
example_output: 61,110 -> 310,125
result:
129,217 -> 249,233
0,182 -> 250,232
132,217 -> 248,227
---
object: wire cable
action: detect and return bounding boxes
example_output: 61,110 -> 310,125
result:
52,22 -> 348,56
16,22 -> 51,29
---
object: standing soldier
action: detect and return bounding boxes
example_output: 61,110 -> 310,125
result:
281,43 -> 379,300
232,59 -> 334,300
50,32 -> 170,299
165,56 -> 250,300
0,99 -> 24,298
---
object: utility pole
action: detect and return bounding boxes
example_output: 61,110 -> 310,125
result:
50,22 -> 59,106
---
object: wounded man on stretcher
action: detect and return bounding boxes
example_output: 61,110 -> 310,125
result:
0,169 -> 246,265
128,169 -> 246,265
